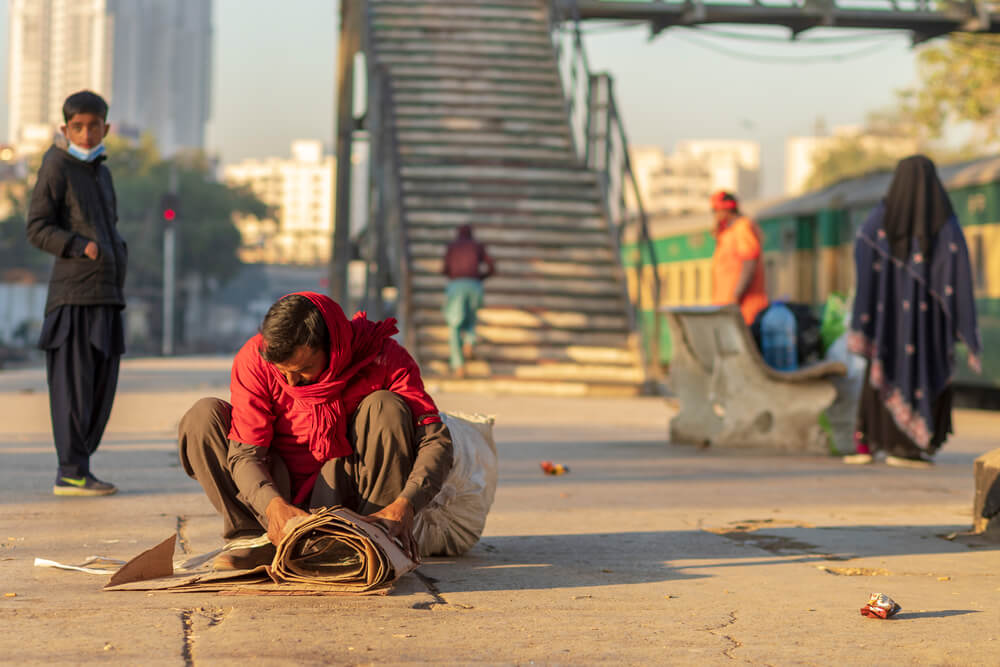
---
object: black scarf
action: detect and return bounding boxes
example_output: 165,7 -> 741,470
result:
882,154 -> 954,261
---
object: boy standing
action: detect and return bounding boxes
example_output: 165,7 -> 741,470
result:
26,91 -> 127,496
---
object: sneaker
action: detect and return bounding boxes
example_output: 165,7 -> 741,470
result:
213,543 -> 276,571
53,474 -> 117,496
886,455 -> 934,469
842,453 -> 874,465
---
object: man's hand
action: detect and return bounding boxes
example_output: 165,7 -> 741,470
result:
84,241 -> 99,260
361,497 -> 418,560
264,496 -> 310,545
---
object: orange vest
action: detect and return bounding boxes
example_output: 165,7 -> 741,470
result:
711,216 -> 769,325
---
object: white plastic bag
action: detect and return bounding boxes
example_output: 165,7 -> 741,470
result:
824,332 -> 866,455
413,412 -> 498,557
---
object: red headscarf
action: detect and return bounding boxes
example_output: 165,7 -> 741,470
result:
272,292 -> 398,463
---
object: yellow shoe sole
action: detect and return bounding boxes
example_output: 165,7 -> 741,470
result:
53,485 -> 117,497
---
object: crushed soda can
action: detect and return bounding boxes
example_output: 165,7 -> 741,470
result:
860,592 -> 901,619
540,461 -> 570,475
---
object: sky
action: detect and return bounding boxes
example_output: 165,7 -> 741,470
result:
0,0 -> 922,196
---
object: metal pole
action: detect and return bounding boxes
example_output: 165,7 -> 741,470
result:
162,164 -> 178,356
331,0 -> 359,305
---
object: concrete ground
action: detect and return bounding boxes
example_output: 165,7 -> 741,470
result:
0,356 -> 998,665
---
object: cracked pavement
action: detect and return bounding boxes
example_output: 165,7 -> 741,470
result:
0,357 -> 998,664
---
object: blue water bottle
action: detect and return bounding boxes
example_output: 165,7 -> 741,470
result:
761,302 -> 798,371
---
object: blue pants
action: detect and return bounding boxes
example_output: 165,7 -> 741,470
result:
443,279 -> 484,369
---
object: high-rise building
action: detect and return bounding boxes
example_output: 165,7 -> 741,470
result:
7,0 -> 212,157
7,0 -> 113,155
108,0 -> 213,156
629,140 -> 761,217
224,141 -> 336,266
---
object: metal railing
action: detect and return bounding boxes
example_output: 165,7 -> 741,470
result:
359,2 -> 418,359
551,0 -> 663,383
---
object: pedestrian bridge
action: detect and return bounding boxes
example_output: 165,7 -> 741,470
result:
332,0 -> 994,396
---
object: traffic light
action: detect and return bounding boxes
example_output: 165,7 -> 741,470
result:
160,192 -> 179,224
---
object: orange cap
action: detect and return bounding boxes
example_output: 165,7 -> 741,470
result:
711,190 -> 738,211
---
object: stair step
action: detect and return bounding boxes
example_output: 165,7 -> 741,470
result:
414,307 -> 628,331
374,15 -> 547,32
375,29 -> 551,47
423,359 -> 644,383
413,257 -> 618,280
393,116 -> 569,137
401,179 -> 597,200
376,41 -> 553,59
403,196 -> 601,215
400,164 -> 598,184
397,131 -> 570,149
418,341 -> 637,366
372,5 -> 545,20
394,105 -> 566,122
392,78 -> 561,96
372,0 -> 544,7
410,242 -> 616,264
406,210 -> 604,230
421,376 -> 643,398
414,290 -> 626,313
385,64 -> 560,85
399,145 -> 574,162
413,274 -> 621,297
418,323 -> 628,346
377,52 -> 555,72
392,91 -> 564,110
408,226 -> 613,247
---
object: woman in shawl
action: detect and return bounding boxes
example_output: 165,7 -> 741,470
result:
843,155 -> 981,468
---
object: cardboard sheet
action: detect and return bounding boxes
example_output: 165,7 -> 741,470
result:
104,507 -> 418,595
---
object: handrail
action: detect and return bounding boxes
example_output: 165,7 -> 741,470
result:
360,1 -> 418,359
550,0 -> 663,385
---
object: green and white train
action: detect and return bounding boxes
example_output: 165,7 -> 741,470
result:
624,155 -> 1000,391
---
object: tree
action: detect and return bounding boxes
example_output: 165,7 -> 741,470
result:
900,34 -> 1000,145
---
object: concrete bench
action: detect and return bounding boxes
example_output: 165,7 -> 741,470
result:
663,305 -> 847,454
973,449 -> 1000,538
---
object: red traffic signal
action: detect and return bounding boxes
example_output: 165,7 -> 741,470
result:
163,208 -> 176,222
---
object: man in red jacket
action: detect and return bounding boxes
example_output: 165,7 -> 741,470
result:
178,292 -> 453,569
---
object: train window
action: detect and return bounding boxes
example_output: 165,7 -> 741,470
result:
693,266 -> 700,302
973,234 -> 986,291
782,228 -> 796,252
678,268 -> 686,303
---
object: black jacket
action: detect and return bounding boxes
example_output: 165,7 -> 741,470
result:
26,142 -> 127,314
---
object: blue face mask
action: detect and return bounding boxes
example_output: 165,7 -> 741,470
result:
67,142 -> 106,162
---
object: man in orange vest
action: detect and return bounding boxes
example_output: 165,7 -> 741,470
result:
710,191 -> 768,325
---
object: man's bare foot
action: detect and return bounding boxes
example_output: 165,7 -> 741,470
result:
462,342 -> 474,361
453,365 -> 467,379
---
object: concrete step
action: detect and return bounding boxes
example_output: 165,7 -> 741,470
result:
414,306 -> 628,331
394,104 -> 566,121
413,257 -> 619,280
417,322 -> 628,347
422,359 -> 644,383
399,144 -> 574,162
376,41 -> 553,59
417,341 -> 637,366
397,131 -> 570,149
374,29 -> 551,47
372,5 -> 545,20
372,0 -> 544,7
385,64 -> 559,85
420,375 -> 643,398
401,179 -> 598,201
399,164 -> 598,185
410,242 -> 616,264
403,195 -> 602,215
405,210 -> 605,231
392,91 -> 564,110
413,289 -> 626,313
392,78 -> 561,97
377,52 -> 555,72
413,274 -> 621,297
373,17 -> 547,34
393,116 -> 569,137
408,225 -> 613,248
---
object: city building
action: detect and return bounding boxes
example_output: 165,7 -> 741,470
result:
784,125 -> 919,195
7,0 -> 212,157
107,0 -> 213,156
223,140 -> 336,266
629,140 -> 761,216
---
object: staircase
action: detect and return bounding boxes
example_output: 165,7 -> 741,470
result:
367,0 -> 645,396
